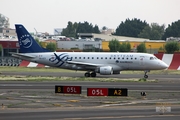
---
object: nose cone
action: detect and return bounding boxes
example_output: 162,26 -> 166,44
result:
160,61 -> 169,69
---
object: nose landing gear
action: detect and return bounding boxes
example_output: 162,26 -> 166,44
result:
144,70 -> 150,78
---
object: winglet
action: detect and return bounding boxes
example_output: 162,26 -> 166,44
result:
15,24 -> 50,53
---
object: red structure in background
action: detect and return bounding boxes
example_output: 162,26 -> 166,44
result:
168,54 -> 180,70
0,40 -> 19,49
18,60 -> 30,67
154,53 -> 164,60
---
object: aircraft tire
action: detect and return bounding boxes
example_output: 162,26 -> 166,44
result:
90,72 -> 96,77
84,73 -> 90,77
144,75 -> 148,78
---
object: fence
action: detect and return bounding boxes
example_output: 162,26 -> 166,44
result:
0,57 -> 22,66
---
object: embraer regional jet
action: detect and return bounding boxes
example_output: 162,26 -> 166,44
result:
11,24 -> 168,78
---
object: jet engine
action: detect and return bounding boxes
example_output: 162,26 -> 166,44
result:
99,66 -> 113,75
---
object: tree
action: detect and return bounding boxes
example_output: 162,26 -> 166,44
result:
76,21 -> 100,33
61,21 -> 100,38
102,26 -> 108,30
114,18 -> 148,37
93,25 -> 100,33
119,42 -> 131,52
162,20 -> 180,40
136,42 -> 147,53
61,21 -> 77,38
46,42 -> 57,52
164,41 -> 179,54
35,38 -> 44,47
108,39 -> 120,52
138,23 -> 165,40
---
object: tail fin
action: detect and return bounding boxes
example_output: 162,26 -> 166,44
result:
15,24 -> 50,53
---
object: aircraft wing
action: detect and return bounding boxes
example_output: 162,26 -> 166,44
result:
10,52 -> 35,59
66,61 -> 103,67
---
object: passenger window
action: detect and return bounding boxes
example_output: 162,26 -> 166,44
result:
101,57 -> 103,59
97,57 -> 99,59
88,57 -> 89,59
83,57 -> 85,59
92,57 -> 94,59
105,57 -> 107,59
79,57 -> 81,59
75,57 -> 77,59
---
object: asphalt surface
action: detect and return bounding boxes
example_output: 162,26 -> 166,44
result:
0,71 -> 180,120
1,107 -> 180,120
2,71 -> 180,81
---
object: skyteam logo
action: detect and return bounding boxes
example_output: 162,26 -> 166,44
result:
19,34 -> 33,48
49,53 -> 72,67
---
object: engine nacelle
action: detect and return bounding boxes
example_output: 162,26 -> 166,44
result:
99,66 -> 113,75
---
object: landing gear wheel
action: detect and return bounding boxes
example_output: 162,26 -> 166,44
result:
144,75 -> 148,78
144,70 -> 150,79
90,72 -> 96,77
84,73 -> 90,77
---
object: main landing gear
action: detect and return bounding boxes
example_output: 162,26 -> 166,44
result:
144,70 -> 150,78
84,71 -> 96,77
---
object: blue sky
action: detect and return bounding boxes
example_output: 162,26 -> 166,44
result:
1,0 -> 180,34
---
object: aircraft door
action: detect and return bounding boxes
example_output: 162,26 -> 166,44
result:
139,56 -> 145,66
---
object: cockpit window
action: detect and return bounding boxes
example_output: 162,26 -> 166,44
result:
150,57 -> 158,60
150,57 -> 154,60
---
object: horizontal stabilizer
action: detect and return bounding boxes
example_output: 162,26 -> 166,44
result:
10,52 -> 35,58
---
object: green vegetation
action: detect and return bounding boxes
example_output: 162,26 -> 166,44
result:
58,19 -> 180,40
108,39 -> 120,52
1,67 -> 180,82
114,18 -> 148,37
136,42 -> 147,53
162,20 -> 180,40
0,75 -> 157,82
165,41 -> 179,54
0,66 -> 74,72
46,42 -> 57,52
138,23 -> 165,40
119,42 -> 131,52
108,39 -> 131,52
61,21 -> 100,38
1,66 -> 180,74
138,78 -> 147,81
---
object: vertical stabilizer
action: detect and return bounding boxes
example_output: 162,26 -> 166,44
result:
15,24 -> 50,53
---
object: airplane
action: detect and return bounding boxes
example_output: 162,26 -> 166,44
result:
11,24 -> 168,78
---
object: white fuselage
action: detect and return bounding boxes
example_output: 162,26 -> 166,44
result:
15,52 -> 168,71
